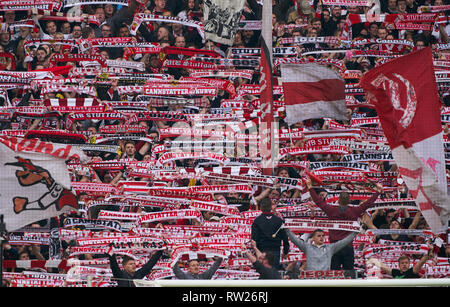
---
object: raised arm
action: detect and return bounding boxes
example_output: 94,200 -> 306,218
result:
408,211 -> 422,230
285,228 -> 308,253
412,251 -> 432,274
439,24 -> 449,44
354,183 -> 382,214
138,141 -> 152,157
109,0 -> 140,35
242,245 -> 258,264
253,187 -> 272,202
135,250 -> 163,278
361,212 -> 377,229
199,257 -> 223,279
107,253 -> 125,279
279,228 -> 291,256
305,179 -> 335,215
172,260 -> 188,279
30,244 -> 45,260
369,258 -> 392,275
329,231 -> 358,255
250,240 -> 264,259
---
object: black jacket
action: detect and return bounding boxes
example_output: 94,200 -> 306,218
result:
253,260 -> 282,279
251,213 -> 290,255
108,250 -> 163,287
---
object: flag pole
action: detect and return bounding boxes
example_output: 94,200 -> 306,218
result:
261,0 -> 275,175
262,0 -> 273,63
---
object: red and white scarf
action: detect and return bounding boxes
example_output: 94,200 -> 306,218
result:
130,13 -> 204,38
137,209 -> 204,225
0,0 -> 62,11
284,219 -> 361,233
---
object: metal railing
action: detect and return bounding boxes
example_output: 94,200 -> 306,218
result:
133,278 -> 450,287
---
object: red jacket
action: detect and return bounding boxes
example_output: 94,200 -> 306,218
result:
309,188 -> 380,242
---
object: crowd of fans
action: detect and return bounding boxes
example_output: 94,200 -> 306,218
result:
0,0 -> 450,287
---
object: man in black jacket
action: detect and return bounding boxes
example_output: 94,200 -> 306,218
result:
251,197 -> 290,270
107,250 -> 163,287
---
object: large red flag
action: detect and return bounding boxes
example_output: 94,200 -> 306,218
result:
280,62 -> 347,125
360,47 -> 449,234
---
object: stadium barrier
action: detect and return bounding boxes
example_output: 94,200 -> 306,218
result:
133,278 -> 450,287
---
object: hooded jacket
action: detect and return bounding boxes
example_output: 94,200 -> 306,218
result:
251,212 -> 290,255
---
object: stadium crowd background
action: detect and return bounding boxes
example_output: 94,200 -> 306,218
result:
0,0 -> 449,287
